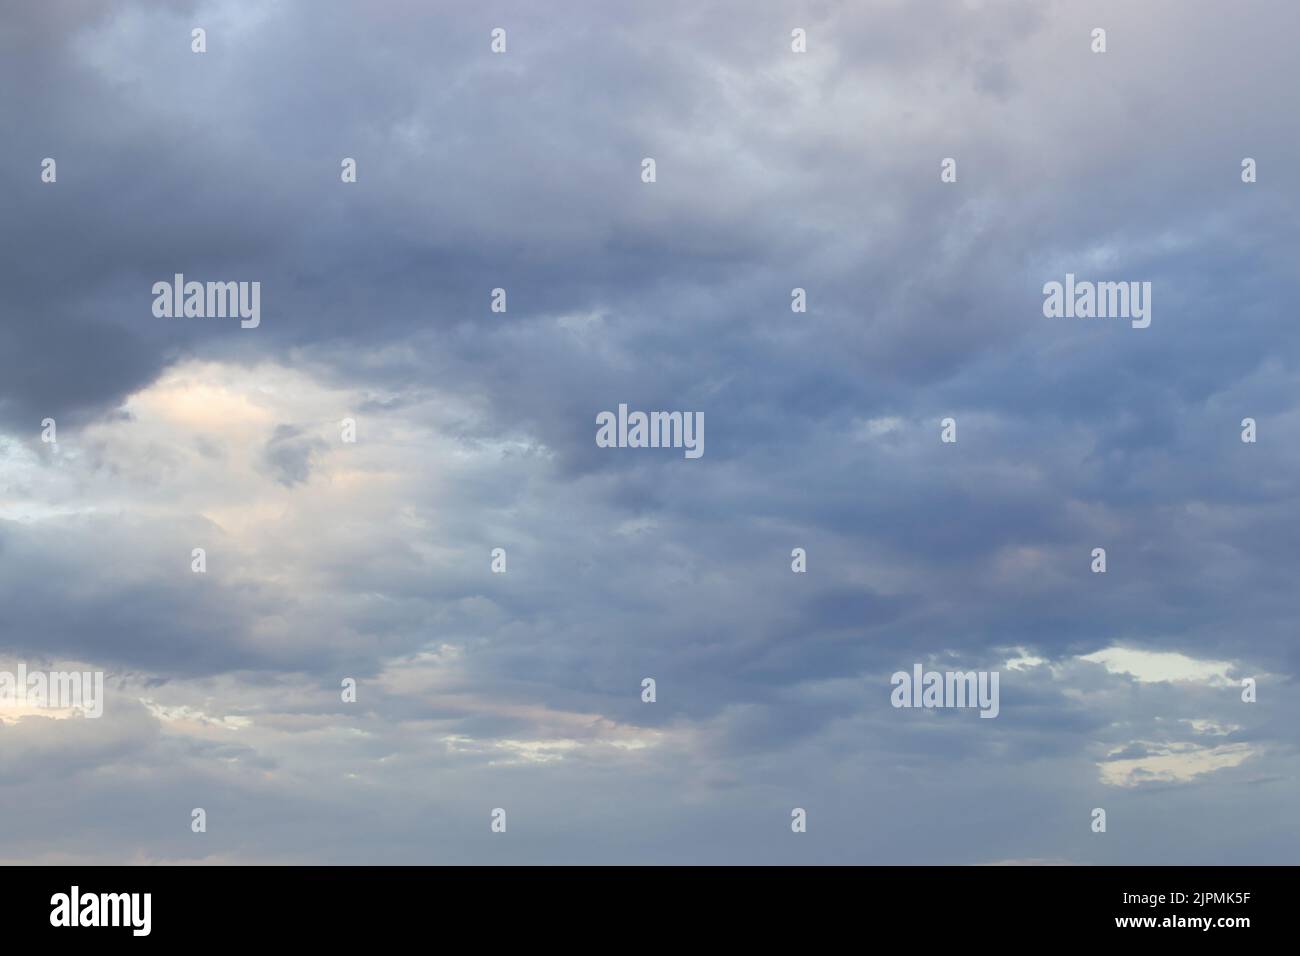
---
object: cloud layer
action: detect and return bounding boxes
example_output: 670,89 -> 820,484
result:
2,0 -> 1298,863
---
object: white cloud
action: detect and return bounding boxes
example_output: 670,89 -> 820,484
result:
1078,647 -> 1237,686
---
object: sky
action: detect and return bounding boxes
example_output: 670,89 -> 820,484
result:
1,0 -> 1299,864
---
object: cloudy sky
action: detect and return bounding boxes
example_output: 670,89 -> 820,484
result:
2,0 -> 1299,864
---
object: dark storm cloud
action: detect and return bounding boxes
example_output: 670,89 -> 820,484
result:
261,423 -> 325,486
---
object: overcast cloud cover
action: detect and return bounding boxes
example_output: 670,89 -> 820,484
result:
2,0 -> 1299,864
